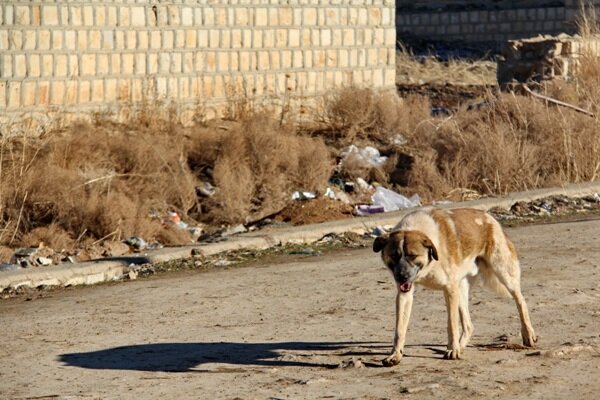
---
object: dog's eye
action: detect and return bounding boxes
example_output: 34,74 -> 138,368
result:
415,261 -> 423,268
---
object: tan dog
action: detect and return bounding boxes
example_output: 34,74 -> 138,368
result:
373,207 -> 537,366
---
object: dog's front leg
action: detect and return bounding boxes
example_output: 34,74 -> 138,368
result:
382,290 -> 413,366
443,285 -> 462,360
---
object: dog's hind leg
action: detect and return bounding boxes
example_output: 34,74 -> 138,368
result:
489,244 -> 537,347
458,277 -> 474,351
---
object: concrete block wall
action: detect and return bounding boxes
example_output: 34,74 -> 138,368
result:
0,0 -> 396,134
396,0 -> 600,48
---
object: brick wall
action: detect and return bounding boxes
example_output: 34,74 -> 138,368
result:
396,0 -> 599,48
0,1 -> 396,134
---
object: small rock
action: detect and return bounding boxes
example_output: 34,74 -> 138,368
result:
400,383 -> 440,394
337,357 -> 365,369
128,270 -> 138,280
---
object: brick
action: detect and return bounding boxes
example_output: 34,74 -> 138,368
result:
71,6 -> 83,26
276,29 -> 287,47
126,31 -> 137,50
239,51 -> 250,71
271,51 -> 280,69
22,81 -> 36,107
325,8 -> 339,25
108,6 -> 118,26
29,54 -> 40,77
38,81 -> 49,105
179,77 -> 189,99
150,31 -> 161,49
185,30 -> 197,48
167,77 -> 178,98
369,7 -> 382,25
83,6 -> 94,26
50,81 -> 64,105
321,29 -> 332,46
251,29 -> 261,47
258,51 -> 269,70
231,30 -> 242,48
66,81 -> 77,105
88,30 -> 101,49
79,80 -> 91,103
0,81 -> 6,108
255,8 -> 268,26
138,31 -> 149,49
175,29 -> 185,49
269,8 -> 279,27
37,30 -> 50,50
282,50 -> 292,69
77,31 -> 87,49
95,6 -> 106,26
111,53 -> 121,74
215,8 -> 227,26
304,50 -> 313,68
147,53 -> 158,74
41,54 -> 53,77
304,8 -> 317,25
15,6 -> 30,25
217,52 -> 228,71
326,50 -> 337,67
68,54 -> 78,76
0,31 -> 7,50
8,81 -> 21,109
132,78 -> 143,102
221,30 -> 231,49
51,31 -> 63,49
55,54 -> 68,77
171,52 -> 182,73
23,30 -> 36,50
181,7 -> 193,26
42,6 -> 59,25
209,30 -> 220,48
118,79 -> 130,101
9,31 -> 23,50
289,29 -> 300,47
122,53 -> 134,74
162,30 -> 174,49
202,76 -> 212,97
97,54 -> 109,75
105,79 -> 117,101
280,7 -> 293,25
81,54 -> 95,76
205,52 -> 216,72
120,7 -> 130,27
183,52 -> 194,72
339,49 -> 348,67
131,7 -> 146,26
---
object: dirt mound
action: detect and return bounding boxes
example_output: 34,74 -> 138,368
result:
274,198 -> 354,226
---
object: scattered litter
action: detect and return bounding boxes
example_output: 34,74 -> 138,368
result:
124,237 -> 146,251
526,343 -> 598,358
225,224 -> 248,236
340,145 -> 388,169
196,181 -> 215,197
356,177 -> 374,192
213,259 -> 235,267
324,187 -> 351,204
355,205 -> 385,216
391,134 -> 407,146
400,383 -> 440,394
371,226 -> 387,237
155,211 -> 204,237
0,263 -> 21,272
371,187 -> 420,212
35,257 -> 53,266
337,357 -> 365,369
288,247 -> 322,256
128,270 -> 138,280
10,244 -> 56,268
292,191 -> 316,201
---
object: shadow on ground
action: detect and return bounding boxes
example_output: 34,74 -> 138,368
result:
59,341 -> 388,372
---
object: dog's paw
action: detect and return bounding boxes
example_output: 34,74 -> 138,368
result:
382,352 -> 403,367
522,333 -> 538,348
443,349 -> 462,360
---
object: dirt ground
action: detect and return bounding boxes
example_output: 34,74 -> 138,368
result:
1,219 -> 599,399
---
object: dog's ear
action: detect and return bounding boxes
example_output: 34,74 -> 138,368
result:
373,235 -> 389,253
422,238 -> 438,261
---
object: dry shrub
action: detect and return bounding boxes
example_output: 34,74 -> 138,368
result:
196,113 -> 332,224
403,91 -> 600,201
0,121 -> 198,248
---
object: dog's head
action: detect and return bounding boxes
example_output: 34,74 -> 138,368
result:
373,230 -> 438,293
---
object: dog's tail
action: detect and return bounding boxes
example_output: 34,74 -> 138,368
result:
473,259 -> 512,298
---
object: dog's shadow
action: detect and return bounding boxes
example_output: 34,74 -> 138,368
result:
59,341 -> 391,372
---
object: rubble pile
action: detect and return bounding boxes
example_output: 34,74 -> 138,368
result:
497,34 -> 600,88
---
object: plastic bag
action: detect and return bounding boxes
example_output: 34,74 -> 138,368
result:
372,187 -> 420,212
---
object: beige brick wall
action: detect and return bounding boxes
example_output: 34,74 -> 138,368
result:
396,1 -> 592,48
0,0 -> 396,134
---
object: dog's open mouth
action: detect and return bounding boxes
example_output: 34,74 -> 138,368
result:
398,282 -> 413,293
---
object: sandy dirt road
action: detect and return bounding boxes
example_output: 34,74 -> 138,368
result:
1,219 -> 599,400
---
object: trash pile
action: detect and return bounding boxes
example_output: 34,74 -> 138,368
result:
488,194 -> 600,222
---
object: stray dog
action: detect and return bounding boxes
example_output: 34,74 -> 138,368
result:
373,208 -> 537,366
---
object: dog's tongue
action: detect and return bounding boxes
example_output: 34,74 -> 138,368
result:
399,282 -> 412,293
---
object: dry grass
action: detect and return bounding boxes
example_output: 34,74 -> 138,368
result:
0,109 -> 332,251
395,44 -> 497,86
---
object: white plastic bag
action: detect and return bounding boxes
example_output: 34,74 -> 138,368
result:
372,187 -> 420,212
